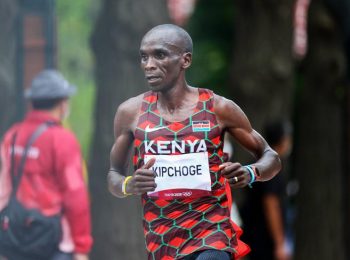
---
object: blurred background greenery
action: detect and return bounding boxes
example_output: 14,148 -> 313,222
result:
57,0 -> 99,158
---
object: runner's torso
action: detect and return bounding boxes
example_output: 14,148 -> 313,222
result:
133,88 -> 237,260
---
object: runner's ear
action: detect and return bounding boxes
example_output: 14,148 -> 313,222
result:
182,52 -> 192,69
142,157 -> 156,169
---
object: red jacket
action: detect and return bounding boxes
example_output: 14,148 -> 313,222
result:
0,111 -> 93,253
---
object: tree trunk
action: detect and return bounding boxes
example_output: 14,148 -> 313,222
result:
229,0 -> 295,173
294,2 -> 347,259
231,0 -> 295,132
89,1 -> 169,259
0,0 -> 18,137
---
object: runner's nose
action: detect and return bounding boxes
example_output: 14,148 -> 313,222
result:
144,57 -> 157,71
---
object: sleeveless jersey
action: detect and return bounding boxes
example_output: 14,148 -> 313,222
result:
133,88 -> 250,260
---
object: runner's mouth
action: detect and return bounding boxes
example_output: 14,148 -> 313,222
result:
146,76 -> 161,83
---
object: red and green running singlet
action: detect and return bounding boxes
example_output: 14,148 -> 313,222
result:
133,88 -> 250,260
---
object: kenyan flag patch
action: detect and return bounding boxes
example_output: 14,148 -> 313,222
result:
192,120 -> 210,132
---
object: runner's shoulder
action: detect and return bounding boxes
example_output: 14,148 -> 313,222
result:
213,93 -> 241,114
213,93 -> 248,128
116,93 -> 144,118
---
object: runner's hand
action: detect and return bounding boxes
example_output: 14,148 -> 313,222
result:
219,162 -> 251,189
126,158 -> 157,195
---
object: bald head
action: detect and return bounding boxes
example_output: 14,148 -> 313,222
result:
141,24 -> 193,54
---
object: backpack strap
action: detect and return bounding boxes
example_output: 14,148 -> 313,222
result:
9,132 -> 18,194
10,121 -> 54,197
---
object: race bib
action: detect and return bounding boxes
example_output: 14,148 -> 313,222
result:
144,152 -> 212,199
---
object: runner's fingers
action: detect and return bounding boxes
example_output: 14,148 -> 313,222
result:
229,176 -> 240,184
230,182 -> 246,189
135,169 -> 156,177
228,171 -> 251,188
134,181 -> 157,188
220,163 -> 241,175
133,174 -> 156,182
223,171 -> 240,180
229,176 -> 246,189
219,162 -> 231,170
136,187 -> 156,194
141,157 -> 156,169
222,167 -> 246,179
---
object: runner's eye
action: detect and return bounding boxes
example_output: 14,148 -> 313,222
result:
141,54 -> 148,62
155,52 -> 166,59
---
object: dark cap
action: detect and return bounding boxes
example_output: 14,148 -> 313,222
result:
24,69 -> 76,100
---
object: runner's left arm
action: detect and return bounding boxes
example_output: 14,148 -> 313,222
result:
214,95 -> 281,188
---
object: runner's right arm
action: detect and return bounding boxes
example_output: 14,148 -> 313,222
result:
108,96 -> 157,198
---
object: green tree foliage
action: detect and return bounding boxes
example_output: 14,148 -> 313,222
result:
0,0 -> 17,136
56,0 -> 99,158
187,0 -> 234,97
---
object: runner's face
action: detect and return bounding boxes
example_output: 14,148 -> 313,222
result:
140,36 -> 185,92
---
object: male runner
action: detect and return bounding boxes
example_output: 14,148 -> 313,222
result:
108,24 -> 281,260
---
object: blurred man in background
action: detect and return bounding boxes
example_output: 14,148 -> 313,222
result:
0,70 -> 92,260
